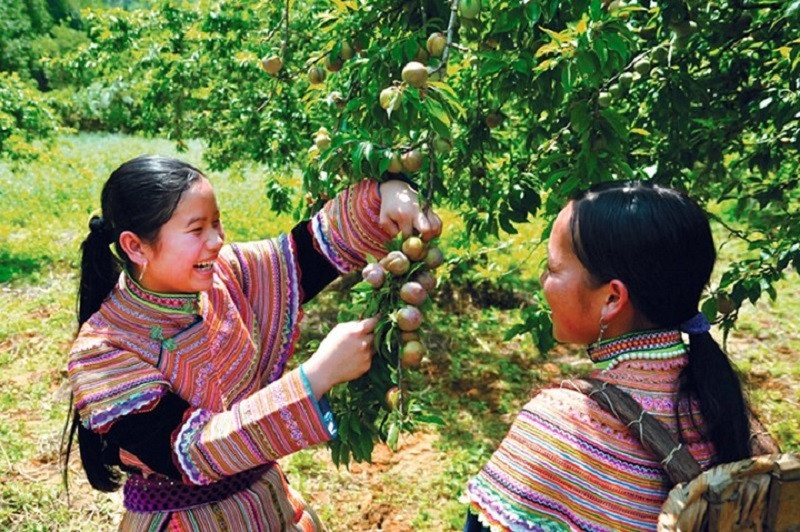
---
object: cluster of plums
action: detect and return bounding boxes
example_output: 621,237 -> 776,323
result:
361,235 -> 444,410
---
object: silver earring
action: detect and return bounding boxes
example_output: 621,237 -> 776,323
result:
138,261 -> 148,283
596,322 -> 608,344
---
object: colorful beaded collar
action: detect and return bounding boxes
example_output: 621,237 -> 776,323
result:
123,271 -> 201,315
588,329 -> 686,370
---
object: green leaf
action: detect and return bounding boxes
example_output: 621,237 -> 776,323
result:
576,50 -> 601,78
338,414 -> 351,442
570,101 -> 590,134
415,414 -> 445,425
339,446 -> 351,467
363,141 -> 375,169
427,82 -> 466,116
479,57 -> 506,76
560,62 -> 575,91
492,11 -> 520,33
601,108 -> 628,140
359,432 -> 374,460
604,32 -> 629,60
547,0 -> 560,20
534,58 -> 556,72
499,213 -> 518,234
329,0 -> 354,12
350,416 -> 363,436
378,149 -> 392,175
351,141 -> 366,178
525,3 -> 542,25
700,297 -> 717,322
513,57 -> 531,74
593,38 -> 608,68
384,323 -> 395,353
387,422 -> 399,449
329,439 -> 341,466
590,0 -> 602,20
425,98 -> 451,139
504,323 -> 529,340
403,38 -> 418,61
539,27 -> 572,44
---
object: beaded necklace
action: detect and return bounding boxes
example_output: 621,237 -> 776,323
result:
588,329 -> 686,370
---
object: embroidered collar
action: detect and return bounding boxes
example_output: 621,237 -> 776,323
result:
122,271 -> 201,315
588,329 -> 685,370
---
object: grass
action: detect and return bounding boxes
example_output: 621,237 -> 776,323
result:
1,133 -> 798,530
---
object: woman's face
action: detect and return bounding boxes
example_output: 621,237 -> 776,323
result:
139,177 -> 225,294
540,203 -> 607,344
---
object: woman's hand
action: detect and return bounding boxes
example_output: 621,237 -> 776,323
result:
379,180 -> 443,242
303,316 -> 379,399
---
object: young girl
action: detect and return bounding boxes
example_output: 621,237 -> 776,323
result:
465,181 -> 772,531
66,155 -> 441,530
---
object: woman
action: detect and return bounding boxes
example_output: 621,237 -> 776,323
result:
465,181 -> 756,531
66,155 -> 441,530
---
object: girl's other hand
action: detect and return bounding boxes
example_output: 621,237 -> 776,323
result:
303,316 -> 379,399
379,180 -> 443,242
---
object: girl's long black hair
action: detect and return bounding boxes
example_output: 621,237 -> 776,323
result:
63,156 -> 202,492
569,181 -> 751,464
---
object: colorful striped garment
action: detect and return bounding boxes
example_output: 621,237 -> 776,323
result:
466,329 -> 716,532
68,180 -> 388,530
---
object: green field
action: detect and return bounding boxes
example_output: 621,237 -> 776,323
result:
1,134 -> 798,530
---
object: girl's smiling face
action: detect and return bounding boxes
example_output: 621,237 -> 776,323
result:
138,177 -> 225,294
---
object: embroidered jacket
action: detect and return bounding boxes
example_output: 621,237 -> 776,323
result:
466,330 -> 717,532
68,180 -> 389,530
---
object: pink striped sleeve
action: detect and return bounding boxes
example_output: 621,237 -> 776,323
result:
172,368 -> 333,485
68,333 -> 170,434
310,179 -> 391,273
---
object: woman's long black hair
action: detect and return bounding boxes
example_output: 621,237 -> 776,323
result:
63,155 -> 202,492
569,181 -> 751,464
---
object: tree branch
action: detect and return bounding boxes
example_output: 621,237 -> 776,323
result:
263,8 -> 287,44
424,134 -> 436,212
360,3 -> 411,33
448,42 -> 470,52
430,0 -> 460,75
708,212 -> 753,243
281,0 -> 289,57
719,17 -> 787,55
739,2 -> 783,9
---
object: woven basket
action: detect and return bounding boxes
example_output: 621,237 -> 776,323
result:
658,453 -> 800,531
